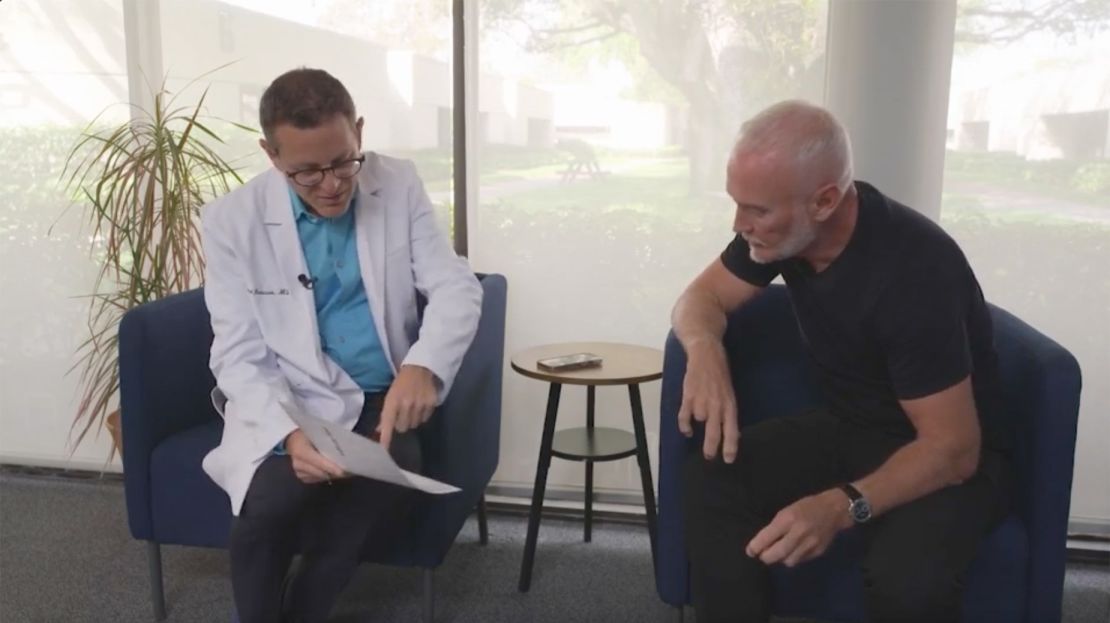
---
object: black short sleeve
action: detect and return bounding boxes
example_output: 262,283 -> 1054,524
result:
876,267 -> 973,400
720,235 -> 780,287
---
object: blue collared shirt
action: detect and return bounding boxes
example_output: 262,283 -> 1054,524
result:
290,187 -> 393,393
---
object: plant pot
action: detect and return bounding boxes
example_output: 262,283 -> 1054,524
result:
106,409 -> 123,455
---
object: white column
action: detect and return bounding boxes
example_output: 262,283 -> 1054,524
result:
824,0 -> 957,219
122,0 -> 164,119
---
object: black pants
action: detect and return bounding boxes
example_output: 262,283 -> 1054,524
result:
230,393 -> 423,623
684,410 -> 1010,623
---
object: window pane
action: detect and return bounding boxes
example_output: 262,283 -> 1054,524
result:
0,0 -> 128,463
159,0 -> 455,230
944,1 -> 1110,523
473,1 -> 829,493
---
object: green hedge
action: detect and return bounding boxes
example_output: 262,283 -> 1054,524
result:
0,125 -> 84,210
945,150 -> 1110,199
1071,161 -> 1110,195
0,124 -> 259,211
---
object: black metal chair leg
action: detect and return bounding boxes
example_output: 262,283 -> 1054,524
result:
147,541 -> 167,620
423,567 -> 434,623
477,493 -> 489,545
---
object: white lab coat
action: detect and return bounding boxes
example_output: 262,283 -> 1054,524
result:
200,152 -> 482,515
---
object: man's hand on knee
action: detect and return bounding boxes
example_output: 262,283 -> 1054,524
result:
677,340 -> 740,463
745,489 -> 853,567
285,429 -> 346,484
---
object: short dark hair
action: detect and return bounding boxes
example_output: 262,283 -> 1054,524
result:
259,68 -> 356,147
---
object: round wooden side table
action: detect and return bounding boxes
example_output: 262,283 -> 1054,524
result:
511,341 -> 663,592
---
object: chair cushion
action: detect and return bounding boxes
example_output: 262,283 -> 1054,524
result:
150,420 -> 233,548
770,515 -> 1028,622
149,420 -> 424,561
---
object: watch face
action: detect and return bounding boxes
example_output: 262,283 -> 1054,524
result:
850,498 -> 872,523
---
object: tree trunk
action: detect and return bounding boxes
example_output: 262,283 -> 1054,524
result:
622,2 -> 725,195
686,97 -> 727,196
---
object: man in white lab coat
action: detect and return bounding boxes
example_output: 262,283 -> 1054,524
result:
200,68 -> 482,623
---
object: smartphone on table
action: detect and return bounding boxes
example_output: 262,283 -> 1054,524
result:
536,352 -> 603,372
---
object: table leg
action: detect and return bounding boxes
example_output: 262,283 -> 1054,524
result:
628,383 -> 658,568
519,382 -> 562,592
585,385 -> 595,543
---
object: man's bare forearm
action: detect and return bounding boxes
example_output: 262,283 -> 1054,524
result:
852,380 -> 982,520
672,287 -> 729,353
852,438 -> 979,519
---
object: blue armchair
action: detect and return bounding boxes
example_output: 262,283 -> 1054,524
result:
656,285 -> 1082,622
119,273 -> 507,622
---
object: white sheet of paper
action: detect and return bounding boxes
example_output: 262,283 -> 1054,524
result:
283,403 -> 460,495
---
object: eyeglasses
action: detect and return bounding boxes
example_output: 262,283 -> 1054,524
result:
285,155 -> 365,187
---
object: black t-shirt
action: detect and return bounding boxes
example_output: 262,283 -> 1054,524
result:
721,181 -> 1006,451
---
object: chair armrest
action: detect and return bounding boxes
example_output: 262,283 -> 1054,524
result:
413,273 -> 507,565
119,288 -> 219,540
657,329 -> 698,606
656,286 -> 821,606
990,306 -> 1082,623
423,274 -> 506,488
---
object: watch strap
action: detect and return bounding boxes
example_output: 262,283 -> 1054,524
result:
840,482 -> 864,502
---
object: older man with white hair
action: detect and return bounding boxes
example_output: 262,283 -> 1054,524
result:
673,100 -> 1010,622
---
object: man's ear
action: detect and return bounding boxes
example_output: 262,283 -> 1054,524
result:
811,183 -> 841,223
355,116 -> 365,149
260,137 -> 280,168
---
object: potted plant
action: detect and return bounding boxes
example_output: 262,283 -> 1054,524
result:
61,79 -> 252,458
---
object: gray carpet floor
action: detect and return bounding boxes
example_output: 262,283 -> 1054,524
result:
1,472 -> 1107,623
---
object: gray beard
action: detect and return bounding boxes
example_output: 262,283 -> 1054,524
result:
749,219 -> 817,264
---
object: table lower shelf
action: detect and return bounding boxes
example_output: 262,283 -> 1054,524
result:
550,426 -> 639,461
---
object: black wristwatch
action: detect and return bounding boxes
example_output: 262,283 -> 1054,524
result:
839,483 -> 872,524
